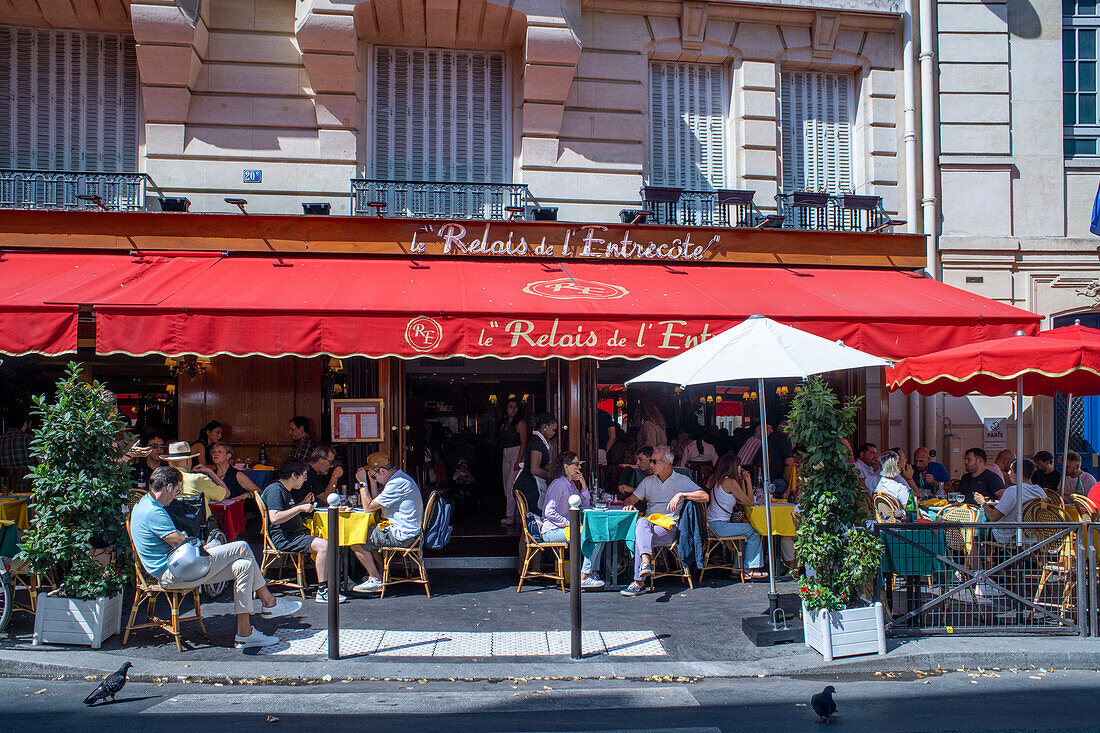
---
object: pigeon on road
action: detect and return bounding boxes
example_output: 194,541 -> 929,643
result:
83,662 -> 132,706
811,685 -> 837,724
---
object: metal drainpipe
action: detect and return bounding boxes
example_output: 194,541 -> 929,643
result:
918,0 -> 943,454
903,0 -> 922,449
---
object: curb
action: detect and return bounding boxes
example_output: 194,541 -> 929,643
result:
2,642 -> 1100,685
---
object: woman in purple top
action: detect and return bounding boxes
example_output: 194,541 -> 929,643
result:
540,451 -> 605,589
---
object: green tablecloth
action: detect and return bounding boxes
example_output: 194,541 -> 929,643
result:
0,521 -> 21,558
921,504 -> 988,522
880,527 -> 950,577
581,509 -> 638,558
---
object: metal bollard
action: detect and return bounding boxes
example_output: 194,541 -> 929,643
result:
327,500 -> 340,660
569,494 -> 582,660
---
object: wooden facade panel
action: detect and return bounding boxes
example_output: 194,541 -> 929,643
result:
178,354 -> 323,465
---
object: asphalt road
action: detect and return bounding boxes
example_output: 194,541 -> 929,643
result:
0,668 -> 1096,732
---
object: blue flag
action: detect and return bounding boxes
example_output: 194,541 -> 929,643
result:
1092,181 -> 1100,236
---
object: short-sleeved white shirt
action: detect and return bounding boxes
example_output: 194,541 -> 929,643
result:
634,470 -> 700,514
875,475 -> 911,506
854,459 -> 881,493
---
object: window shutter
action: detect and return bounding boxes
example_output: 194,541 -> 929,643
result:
373,46 -> 507,182
780,70 -> 852,193
0,27 -> 138,171
648,61 -> 726,190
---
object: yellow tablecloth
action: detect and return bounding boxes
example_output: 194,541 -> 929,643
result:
921,498 -> 949,508
0,497 -> 29,531
308,509 -> 381,546
746,504 -> 798,537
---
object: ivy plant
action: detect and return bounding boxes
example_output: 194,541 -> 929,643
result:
19,364 -> 131,600
787,376 -> 882,612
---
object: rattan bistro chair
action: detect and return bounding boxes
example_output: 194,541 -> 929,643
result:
122,518 -> 206,653
873,492 -> 904,523
1028,501 -> 1077,616
514,489 -> 567,593
253,490 -> 309,598
1071,493 -> 1099,521
699,511 -> 748,582
380,491 -> 438,598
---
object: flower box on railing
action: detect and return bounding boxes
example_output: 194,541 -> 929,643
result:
791,191 -> 832,208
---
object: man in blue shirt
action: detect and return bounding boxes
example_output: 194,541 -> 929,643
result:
353,452 -> 425,594
912,446 -> 950,495
131,466 -> 301,649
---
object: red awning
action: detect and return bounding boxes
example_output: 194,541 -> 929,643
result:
0,252 -> 1040,360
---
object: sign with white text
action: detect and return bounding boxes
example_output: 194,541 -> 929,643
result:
983,417 -> 1007,452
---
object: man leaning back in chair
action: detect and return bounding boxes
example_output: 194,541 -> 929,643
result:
130,466 -> 302,649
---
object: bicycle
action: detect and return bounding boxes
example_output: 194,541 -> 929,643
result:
0,555 -> 13,633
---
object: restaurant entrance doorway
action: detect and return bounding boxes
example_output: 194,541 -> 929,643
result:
404,357 -> 546,564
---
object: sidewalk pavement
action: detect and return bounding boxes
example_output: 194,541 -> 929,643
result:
3,570 -> 1100,683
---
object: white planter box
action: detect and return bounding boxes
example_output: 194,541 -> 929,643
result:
802,600 -> 887,662
33,591 -> 123,649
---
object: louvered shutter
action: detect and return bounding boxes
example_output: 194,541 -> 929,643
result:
648,61 -> 727,190
0,27 -> 138,171
779,71 -> 852,193
373,46 -> 507,182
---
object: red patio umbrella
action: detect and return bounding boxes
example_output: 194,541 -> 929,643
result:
885,324 -> 1100,529
885,324 -> 1100,397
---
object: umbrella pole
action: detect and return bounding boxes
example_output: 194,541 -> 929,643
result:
1063,393 -> 1074,478
1016,376 -> 1025,545
758,377 -> 779,616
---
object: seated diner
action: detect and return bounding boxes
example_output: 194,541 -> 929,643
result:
619,445 -> 708,597
705,453 -> 766,581
539,450 -> 605,589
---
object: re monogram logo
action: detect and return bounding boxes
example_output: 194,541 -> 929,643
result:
522,278 -> 628,300
404,316 -> 444,353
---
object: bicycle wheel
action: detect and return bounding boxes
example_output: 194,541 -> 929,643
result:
202,529 -> 230,600
0,573 -> 13,633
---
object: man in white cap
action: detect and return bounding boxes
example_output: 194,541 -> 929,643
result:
131,466 -> 301,649
162,440 -> 229,513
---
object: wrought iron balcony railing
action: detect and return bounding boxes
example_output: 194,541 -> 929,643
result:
634,186 -> 905,233
0,170 -> 147,211
775,192 -> 905,233
351,179 -> 531,220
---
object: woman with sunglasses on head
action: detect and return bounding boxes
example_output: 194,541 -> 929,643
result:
539,451 -> 606,589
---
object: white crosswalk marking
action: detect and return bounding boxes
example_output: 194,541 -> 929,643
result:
253,629 -> 664,657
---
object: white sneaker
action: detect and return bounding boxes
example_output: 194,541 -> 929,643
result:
235,629 -> 280,649
260,597 -> 302,618
352,578 -> 384,594
581,576 -> 605,589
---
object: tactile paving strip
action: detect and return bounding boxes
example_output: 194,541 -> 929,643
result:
256,629 -> 664,657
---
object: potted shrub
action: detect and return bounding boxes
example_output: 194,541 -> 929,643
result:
787,376 -> 886,661
22,364 -> 130,648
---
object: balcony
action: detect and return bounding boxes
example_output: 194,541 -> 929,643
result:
352,179 -> 532,220
0,170 -> 147,211
634,186 -> 904,233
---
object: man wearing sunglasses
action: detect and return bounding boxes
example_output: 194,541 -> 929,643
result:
131,430 -> 167,487
620,446 -> 708,597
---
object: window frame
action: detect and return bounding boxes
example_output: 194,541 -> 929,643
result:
1064,2 -> 1100,157
368,45 -> 512,184
645,59 -> 730,191
777,69 -> 855,195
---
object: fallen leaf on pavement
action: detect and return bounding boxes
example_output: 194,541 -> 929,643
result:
266,716 -> 279,723
33,689 -> 46,695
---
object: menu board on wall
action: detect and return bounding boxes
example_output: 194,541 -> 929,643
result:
331,398 -> 385,442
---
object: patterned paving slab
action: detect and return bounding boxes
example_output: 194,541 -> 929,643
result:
256,629 -> 664,657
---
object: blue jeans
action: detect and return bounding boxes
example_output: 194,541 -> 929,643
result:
541,528 -> 604,576
707,520 -> 764,569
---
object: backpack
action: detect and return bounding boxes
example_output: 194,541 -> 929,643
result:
423,492 -> 453,550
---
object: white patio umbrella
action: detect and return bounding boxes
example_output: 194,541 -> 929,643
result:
626,315 -> 891,606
